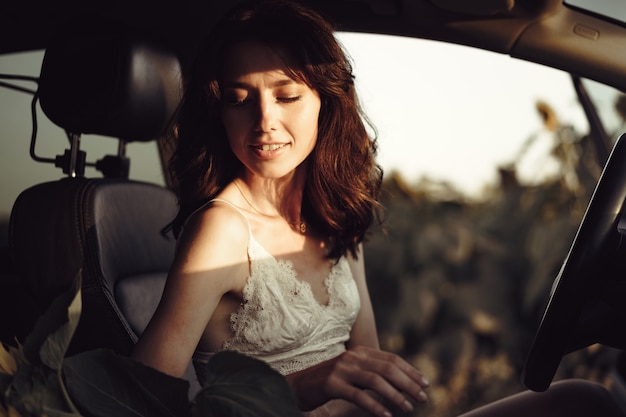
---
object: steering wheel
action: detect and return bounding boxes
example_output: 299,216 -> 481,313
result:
522,132 -> 626,392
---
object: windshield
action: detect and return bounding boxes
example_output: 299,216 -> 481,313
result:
340,33 -> 597,196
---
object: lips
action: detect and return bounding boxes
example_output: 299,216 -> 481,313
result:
248,142 -> 291,160
253,143 -> 287,151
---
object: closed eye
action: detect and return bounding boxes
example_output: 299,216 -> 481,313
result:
222,87 -> 252,107
278,96 -> 301,103
227,97 -> 250,107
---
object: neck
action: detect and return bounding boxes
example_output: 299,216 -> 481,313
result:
235,171 -> 306,231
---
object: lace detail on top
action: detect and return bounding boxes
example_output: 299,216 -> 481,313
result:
193,199 -> 360,378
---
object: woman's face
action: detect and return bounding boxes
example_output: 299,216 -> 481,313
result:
220,41 -> 321,180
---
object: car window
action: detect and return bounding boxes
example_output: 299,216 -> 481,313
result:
565,0 -> 626,25
338,32 -> 595,197
337,32 -> 625,414
581,77 -> 626,140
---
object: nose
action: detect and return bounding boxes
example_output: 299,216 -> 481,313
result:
255,95 -> 277,133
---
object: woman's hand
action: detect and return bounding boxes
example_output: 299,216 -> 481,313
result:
287,345 -> 430,417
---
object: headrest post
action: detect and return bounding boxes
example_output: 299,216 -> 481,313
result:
35,21 -> 182,177
68,133 -> 81,178
51,132 -> 86,178
94,139 -> 130,179
118,139 -> 127,158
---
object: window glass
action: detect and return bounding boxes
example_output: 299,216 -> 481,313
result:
338,33 -> 589,197
564,0 -> 626,25
581,77 -> 626,140
338,33 -> 615,414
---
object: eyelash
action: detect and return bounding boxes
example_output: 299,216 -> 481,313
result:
278,96 -> 301,103
225,95 -> 301,106
227,98 -> 249,107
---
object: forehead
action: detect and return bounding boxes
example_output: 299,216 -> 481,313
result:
221,41 -> 300,82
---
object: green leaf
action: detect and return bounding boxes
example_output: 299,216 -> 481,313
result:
192,351 -> 301,417
63,349 -> 190,417
22,273 -> 82,368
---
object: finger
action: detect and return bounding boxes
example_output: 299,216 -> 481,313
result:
351,346 -> 430,388
331,347 -> 431,412
373,349 -> 430,388
380,354 -> 430,401
323,365 -> 400,417
349,350 -> 429,406
352,369 -> 421,413
343,385 -> 395,417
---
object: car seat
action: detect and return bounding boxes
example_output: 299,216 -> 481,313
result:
7,20 -> 201,397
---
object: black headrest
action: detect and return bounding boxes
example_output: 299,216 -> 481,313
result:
38,18 -> 183,142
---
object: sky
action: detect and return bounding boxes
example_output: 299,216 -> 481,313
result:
1,32 -> 624,217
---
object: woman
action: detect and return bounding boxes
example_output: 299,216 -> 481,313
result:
132,1 -> 623,416
133,1 -> 428,416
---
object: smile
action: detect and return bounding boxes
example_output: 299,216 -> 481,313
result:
254,143 -> 287,151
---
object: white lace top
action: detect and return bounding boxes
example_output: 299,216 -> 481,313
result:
193,199 -> 361,379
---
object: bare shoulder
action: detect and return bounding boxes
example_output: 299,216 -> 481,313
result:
181,200 -> 249,244
172,200 -> 250,292
132,200 -> 250,374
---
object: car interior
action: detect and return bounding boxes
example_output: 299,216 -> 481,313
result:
2,0 -> 626,410
5,17 -> 201,396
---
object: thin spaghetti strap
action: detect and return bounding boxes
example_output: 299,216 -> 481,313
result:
210,198 -> 254,239
180,198 -> 253,240
209,198 -> 255,276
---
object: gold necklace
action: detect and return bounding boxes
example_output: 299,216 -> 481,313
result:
233,180 -> 307,234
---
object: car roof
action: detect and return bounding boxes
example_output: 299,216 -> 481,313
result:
2,0 -> 625,92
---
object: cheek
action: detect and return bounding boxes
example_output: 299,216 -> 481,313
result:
304,102 -> 321,143
220,109 -> 239,136
221,109 -> 252,149
221,110 -> 245,156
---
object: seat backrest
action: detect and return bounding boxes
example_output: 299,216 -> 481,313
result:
7,18 -> 201,397
10,178 -> 177,353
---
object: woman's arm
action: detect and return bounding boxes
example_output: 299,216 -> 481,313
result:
131,204 -> 249,377
346,244 -> 379,350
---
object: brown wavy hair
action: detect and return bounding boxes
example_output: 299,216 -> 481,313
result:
168,0 -> 383,259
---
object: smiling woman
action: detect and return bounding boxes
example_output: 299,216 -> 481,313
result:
220,41 -> 321,180
129,2 -> 417,417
